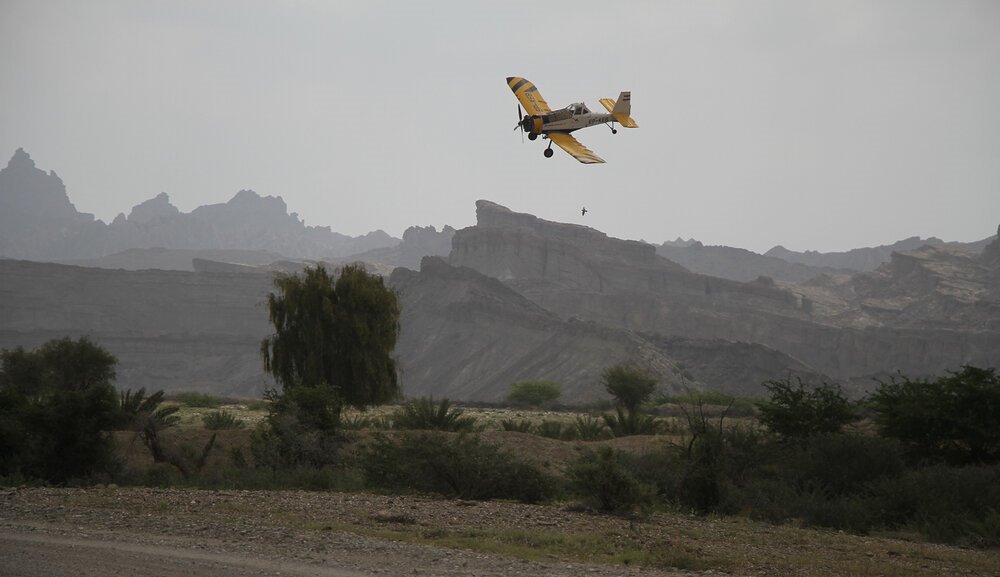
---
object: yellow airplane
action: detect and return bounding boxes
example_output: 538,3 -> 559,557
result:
507,76 -> 638,164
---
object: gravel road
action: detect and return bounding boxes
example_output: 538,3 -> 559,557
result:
0,487 -> 698,577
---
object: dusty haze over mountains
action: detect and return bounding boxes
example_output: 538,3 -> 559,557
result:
2,1 -> 998,254
1,148 -> 997,401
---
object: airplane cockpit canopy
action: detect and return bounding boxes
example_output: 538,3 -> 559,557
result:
567,102 -> 590,115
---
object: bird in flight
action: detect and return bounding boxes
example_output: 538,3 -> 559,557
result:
581,207 -> 588,216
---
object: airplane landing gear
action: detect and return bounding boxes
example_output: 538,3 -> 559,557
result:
528,133 -> 538,141
544,147 -> 554,158
606,122 -> 618,135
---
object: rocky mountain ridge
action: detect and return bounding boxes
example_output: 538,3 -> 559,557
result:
0,149 -> 398,262
449,201 -> 1000,383
765,236 -> 992,272
2,148 -> 998,400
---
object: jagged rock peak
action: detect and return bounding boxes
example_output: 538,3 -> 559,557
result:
127,192 -> 180,223
230,188 -> 285,209
7,147 -> 35,170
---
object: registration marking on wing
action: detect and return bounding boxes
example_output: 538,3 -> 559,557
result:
507,77 -> 552,115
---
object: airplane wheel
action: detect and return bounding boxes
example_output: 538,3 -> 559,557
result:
544,148 -> 554,158
528,133 -> 538,141
612,128 -> 618,134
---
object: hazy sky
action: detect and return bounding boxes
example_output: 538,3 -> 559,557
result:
2,1 -> 998,253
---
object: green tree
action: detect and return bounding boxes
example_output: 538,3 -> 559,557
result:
0,337 -> 120,483
507,380 -> 562,406
602,364 -> 657,416
756,377 -> 858,440
869,366 -> 1000,464
260,264 -> 401,430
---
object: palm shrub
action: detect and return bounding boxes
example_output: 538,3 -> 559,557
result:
391,397 -> 477,432
202,410 -> 245,430
603,407 -> 658,436
573,414 -> 610,440
500,418 -> 534,433
339,413 -> 376,430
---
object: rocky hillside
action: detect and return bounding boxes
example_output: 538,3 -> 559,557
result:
390,257 -> 822,401
792,231 -> 1000,332
0,252 -> 823,401
656,241 -> 847,283
0,149 -> 398,262
766,236 -> 992,272
450,201 -> 1000,383
0,259 -> 275,396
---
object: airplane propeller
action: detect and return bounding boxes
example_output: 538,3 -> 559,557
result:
514,104 -> 524,143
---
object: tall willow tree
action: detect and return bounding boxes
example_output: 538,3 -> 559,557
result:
260,264 -> 401,430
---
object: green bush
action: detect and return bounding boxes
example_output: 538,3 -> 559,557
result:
507,380 -> 562,406
658,391 -> 757,418
250,412 -> 341,470
202,410 -> 245,430
642,424 -> 772,515
867,464 -> 1000,547
0,337 -> 121,483
779,434 -> 905,497
757,377 -> 858,440
567,446 -> 653,513
869,366 -> 1000,465
536,420 -> 573,440
358,432 -> 557,503
391,397 -> 477,432
171,391 -> 223,408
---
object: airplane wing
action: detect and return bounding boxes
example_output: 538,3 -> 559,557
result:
547,132 -> 605,164
507,77 -> 552,115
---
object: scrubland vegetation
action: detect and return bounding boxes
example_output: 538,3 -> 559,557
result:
2,265 -> 998,574
3,338 -> 999,552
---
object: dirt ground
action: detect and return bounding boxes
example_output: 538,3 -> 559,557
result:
3,487 -> 999,577
0,487 -> 706,577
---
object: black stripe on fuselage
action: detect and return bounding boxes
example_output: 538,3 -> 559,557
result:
509,78 -> 530,94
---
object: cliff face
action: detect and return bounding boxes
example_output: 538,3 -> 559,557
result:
389,257 -> 821,400
0,259 -> 275,396
0,256 -> 817,400
449,201 -> 1000,382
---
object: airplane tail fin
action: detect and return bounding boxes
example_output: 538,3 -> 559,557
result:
599,92 -> 638,128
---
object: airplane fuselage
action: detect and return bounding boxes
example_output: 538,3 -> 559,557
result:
542,112 -> 613,133
520,106 -> 615,136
